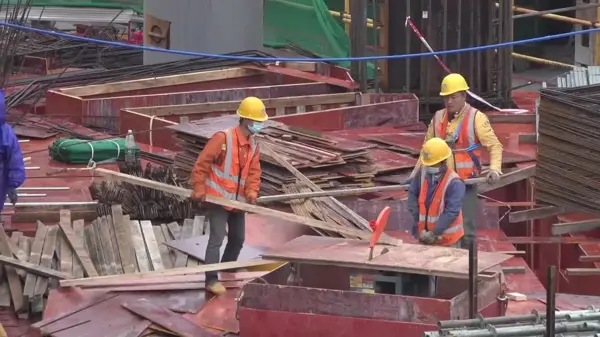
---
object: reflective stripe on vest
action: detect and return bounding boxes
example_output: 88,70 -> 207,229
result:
205,128 -> 256,202
418,169 -> 464,245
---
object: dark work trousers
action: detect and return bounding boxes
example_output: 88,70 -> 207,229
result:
461,184 -> 478,249
205,205 -> 246,285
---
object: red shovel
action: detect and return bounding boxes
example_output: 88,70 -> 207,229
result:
368,206 -> 391,260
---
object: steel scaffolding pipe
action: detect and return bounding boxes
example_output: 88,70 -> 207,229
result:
425,322 -> 599,337
498,2 -> 600,28
438,309 -> 600,329
514,2 -> 600,20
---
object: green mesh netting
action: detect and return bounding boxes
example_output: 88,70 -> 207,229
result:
49,138 -> 140,164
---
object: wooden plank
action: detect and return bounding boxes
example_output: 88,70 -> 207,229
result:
94,168 -> 399,245
7,231 -> 29,279
17,236 -> 31,279
0,255 -> 72,279
261,236 -> 511,279
10,232 -> 22,245
34,225 -> 58,297
0,225 -> 24,311
139,221 -> 164,271
175,219 -> 194,268
166,222 -> 181,241
98,216 -> 119,274
186,216 -> 204,267
552,219 -> 600,235
111,205 -> 136,274
565,268 -> 600,276
130,220 -> 151,272
153,226 -> 173,269
72,219 -> 85,278
488,114 -> 536,124
162,223 -> 177,263
580,255 -> 600,262
509,206 -> 567,223
85,220 -> 104,275
58,219 -> 99,277
107,214 -> 123,273
477,165 -> 536,193
58,210 -> 73,277
23,222 -> 47,302
121,298 -> 212,337
59,260 -> 278,287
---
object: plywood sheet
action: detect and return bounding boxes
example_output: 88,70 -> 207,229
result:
261,236 -> 511,279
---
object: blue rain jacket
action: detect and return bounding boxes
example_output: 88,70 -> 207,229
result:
0,90 -> 25,211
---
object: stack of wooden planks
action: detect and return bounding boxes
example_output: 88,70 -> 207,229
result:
0,206 -> 236,318
89,162 -> 196,221
168,115 -> 376,196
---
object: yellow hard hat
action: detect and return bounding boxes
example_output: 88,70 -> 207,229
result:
237,97 -> 268,122
440,73 -> 469,96
420,137 -> 452,166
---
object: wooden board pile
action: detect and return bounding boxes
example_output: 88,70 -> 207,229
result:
535,87 -> 600,215
0,206 -> 235,319
169,115 -> 376,196
89,161 -> 197,221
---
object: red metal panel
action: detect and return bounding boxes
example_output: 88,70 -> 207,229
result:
238,308 -> 438,337
45,91 -> 85,124
246,64 -> 358,89
273,96 -> 419,131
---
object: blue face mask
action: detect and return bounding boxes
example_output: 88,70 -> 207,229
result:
425,166 -> 440,175
247,122 -> 265,134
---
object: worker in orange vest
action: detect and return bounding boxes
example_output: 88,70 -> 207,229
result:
414,73 -> 503,248
408,137 -> 465,248
191,96 -> 268,295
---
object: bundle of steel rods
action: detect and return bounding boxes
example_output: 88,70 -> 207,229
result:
89,161 -> 197,221
0,0 -> 32,87
535,86 -> 600,215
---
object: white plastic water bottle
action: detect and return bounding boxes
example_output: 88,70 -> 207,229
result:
125,130 -> 136,165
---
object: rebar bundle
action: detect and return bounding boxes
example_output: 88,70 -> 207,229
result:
535,86 -> 600,215
89,161 -> 198,221
426,308 -> 600,337
0,0 -> 32,88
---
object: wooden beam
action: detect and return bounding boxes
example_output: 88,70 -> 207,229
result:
478,165 -> 536,193
132,93 -> 358,117
93,168 -> 400,246
0,255 -> 72,279
509,206 -> 568,223
59,68 -> 260,97
497,236 -> 599,244
552,219 -> 600,235
59,260 -> 278,288
565,268 -> 600,276
579,255 -> 600,263
488,114 -> 535,124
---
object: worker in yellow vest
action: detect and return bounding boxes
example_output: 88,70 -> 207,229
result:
416,73 -> 503,248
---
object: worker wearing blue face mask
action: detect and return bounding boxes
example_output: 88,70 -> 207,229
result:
408,137 -> 465,248
191,96 -> 267,296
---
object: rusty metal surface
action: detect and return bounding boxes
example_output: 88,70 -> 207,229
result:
367,149 -> 417,174
360,133 -> 424,155
184,290 -> 241,334
165,235 -> 266,263
387,0 -> 513,112
238,307 -> 439,337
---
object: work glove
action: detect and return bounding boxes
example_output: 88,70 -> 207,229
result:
369,220 -> 377,231
419,231 -> 437,245
7,190 -> 17,205
486,170 -> 501,184
191,189 -> 206,202
246,193 -> 257,205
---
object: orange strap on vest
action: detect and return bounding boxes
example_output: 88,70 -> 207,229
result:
205,128 -> 256,204
433,107 -> 482,179
417,169 -> 464,247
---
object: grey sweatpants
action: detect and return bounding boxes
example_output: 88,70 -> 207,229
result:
205,206 -> 246,285
461,184 -> 478,249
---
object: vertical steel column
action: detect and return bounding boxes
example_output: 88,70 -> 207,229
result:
546,265 -> 557,336
350,0 -> 368,91
468,237 -> 478,318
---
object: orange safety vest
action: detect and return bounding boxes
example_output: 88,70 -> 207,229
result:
432,106 -> 482,179
417,168 -> 464,246
205,128 -> 257,209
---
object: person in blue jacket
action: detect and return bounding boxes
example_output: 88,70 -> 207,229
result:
0,90 -> 25,209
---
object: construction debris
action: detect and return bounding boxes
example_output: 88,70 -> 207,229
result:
170,115 -> 376,195
89,162 -> 196,221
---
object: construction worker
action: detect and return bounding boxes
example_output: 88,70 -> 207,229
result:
408,137 -> 465,297
416,73 -> 503,248
0,90 -> 25,211
191,96 -> 267,295
408,137 -> 465,248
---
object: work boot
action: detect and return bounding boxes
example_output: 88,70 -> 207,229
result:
206,281 -> 226,296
